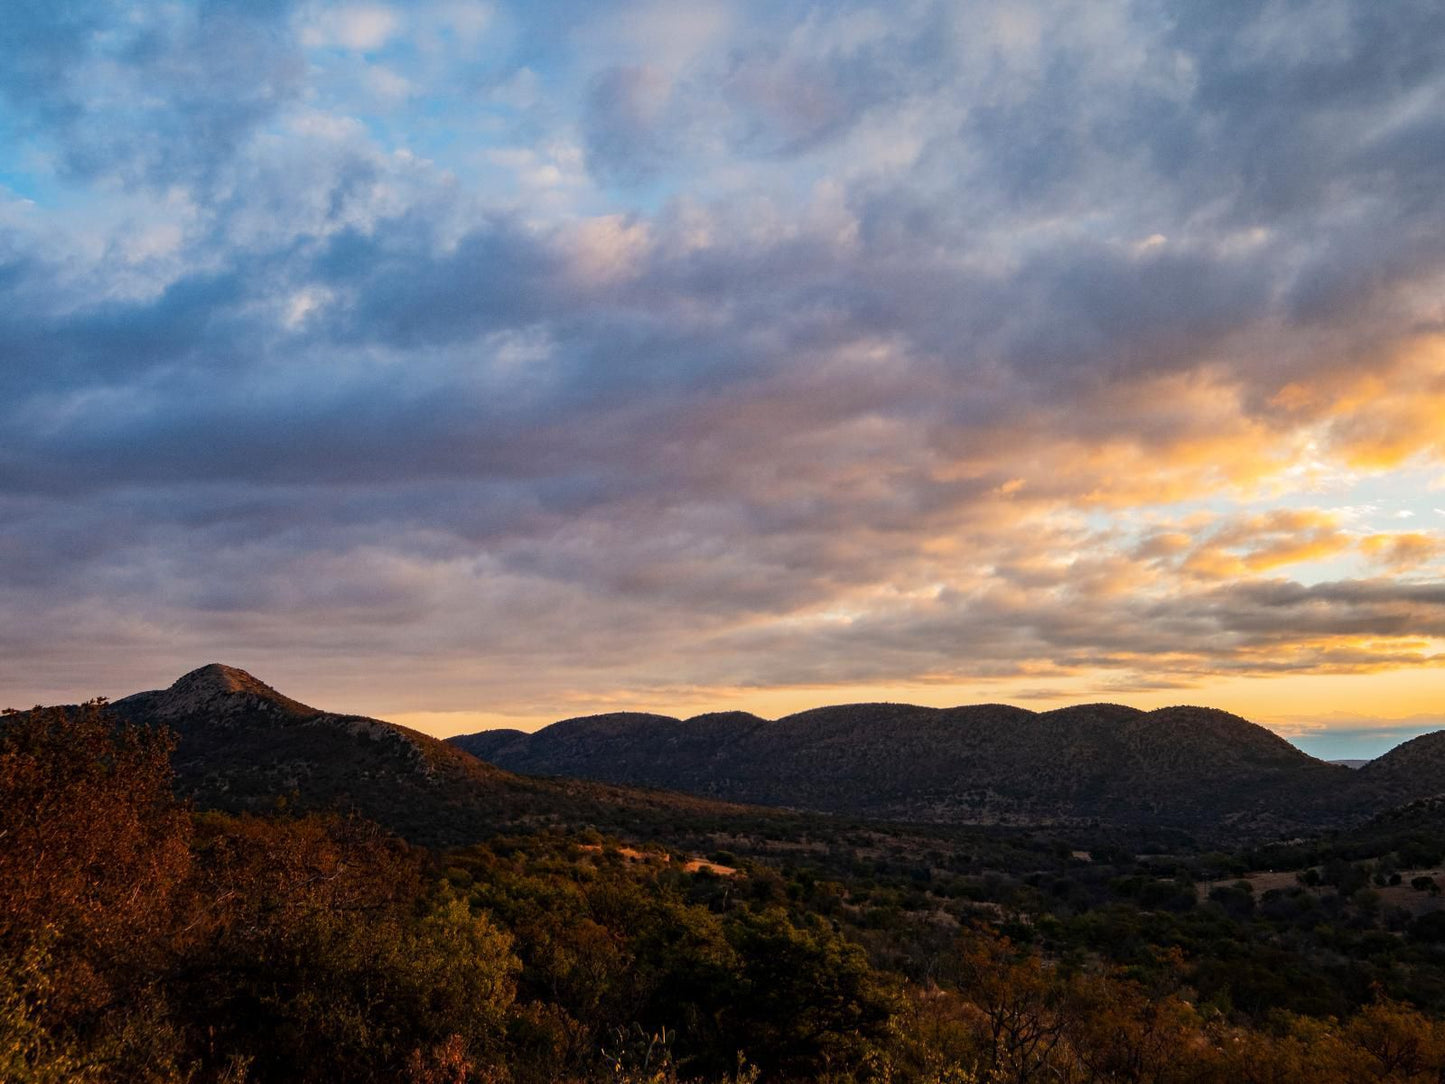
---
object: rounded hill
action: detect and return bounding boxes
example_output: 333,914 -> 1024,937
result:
449,699 -> 1355,831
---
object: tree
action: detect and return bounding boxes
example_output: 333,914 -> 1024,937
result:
0,701 -> 190,1063
949,931 -> 1070,1083
724,908 -> 898,1077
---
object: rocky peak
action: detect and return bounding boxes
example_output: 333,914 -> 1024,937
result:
147,664 -> 317,721
171,663 -> 273,696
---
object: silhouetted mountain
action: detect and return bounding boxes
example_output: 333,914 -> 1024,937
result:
451,700 -> 1357,832
103,664 -> 748,847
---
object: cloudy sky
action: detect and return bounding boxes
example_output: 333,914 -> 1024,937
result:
2,0 -> 1443,757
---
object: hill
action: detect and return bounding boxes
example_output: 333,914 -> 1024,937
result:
450,700 -> 1358,832
1354,731 -> 1445,807
98,664 -> 751,847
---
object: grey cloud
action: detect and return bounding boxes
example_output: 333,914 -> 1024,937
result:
583,65 -> 674,185
688,568 -> 1445,690
0,1 -> 305,188
1199,580 -> 1445,641
1164,1 -> 1445,215
313,219 -> 565,345
5,0 -> 1445,714
0,0 -> 109,125
9,0 -> 1442,485
580,4 -> 942,182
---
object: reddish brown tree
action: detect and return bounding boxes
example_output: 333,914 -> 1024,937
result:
0,702 -> 191,1012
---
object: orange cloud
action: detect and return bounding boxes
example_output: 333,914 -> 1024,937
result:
1279,336 -> 1445,470
1359,531 -> 1445,572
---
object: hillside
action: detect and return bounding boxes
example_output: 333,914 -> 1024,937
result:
1329,795 -> 1445,864
1355,731 -> 1445,807
451,700 -> 1360,832
102,664 -> 752,847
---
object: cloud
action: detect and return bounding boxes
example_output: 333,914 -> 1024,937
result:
3,0 -> 1445,722
0,1 -> 307,187
1359,531 -> 1445,572
301,5 -> 402,52
582,64 -> 676,183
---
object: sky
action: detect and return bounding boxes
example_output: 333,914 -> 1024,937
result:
1,1 -> 1443,760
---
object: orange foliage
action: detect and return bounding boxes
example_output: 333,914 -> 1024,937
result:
0,702 -> 191,1019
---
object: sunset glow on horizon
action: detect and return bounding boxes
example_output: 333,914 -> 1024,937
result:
2,2 -> 1442,760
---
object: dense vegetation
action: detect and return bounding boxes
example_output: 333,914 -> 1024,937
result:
5,703 -> 1445,1082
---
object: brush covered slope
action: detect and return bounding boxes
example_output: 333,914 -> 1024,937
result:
451,701 -> 1374,832
104,664 -> 746,847
1355,731 -> 1445,808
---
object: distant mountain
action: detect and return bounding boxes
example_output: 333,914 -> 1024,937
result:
450,701 -> 1361,833
101,664 -> 746,847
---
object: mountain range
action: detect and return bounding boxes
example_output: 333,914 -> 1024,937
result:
451,701 -> 1445,834
18,664 -> 1445,842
